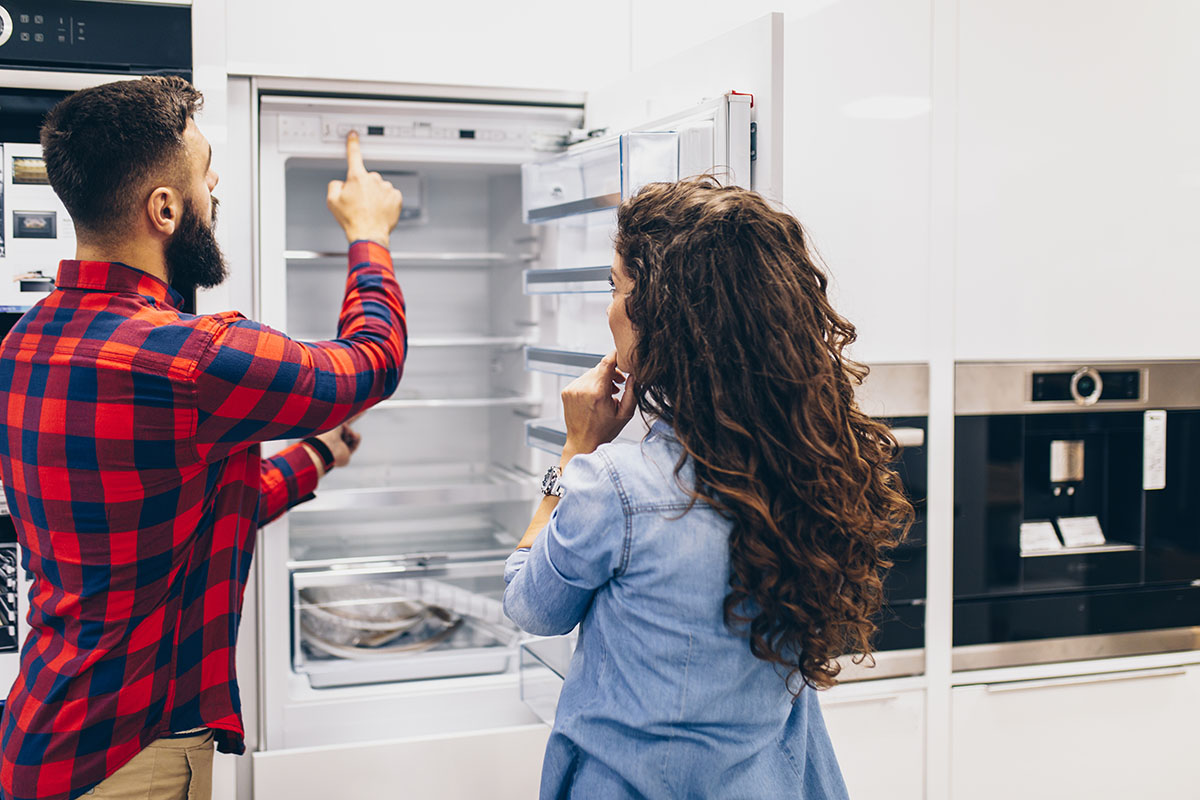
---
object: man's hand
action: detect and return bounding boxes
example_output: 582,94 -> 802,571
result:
561,351 -> 636,462
304,421 -> 363,479
326,131 -> 403,247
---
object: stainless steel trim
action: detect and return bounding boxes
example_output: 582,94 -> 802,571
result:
834,648 -> 925,683
983,667 -> 1187,693
855,363 -> 930,418
526,194 -> 622,223
889,427 -> 926,449
1019,542 -> 1139,558
952,627 -> 1200,672
956,360 -> 1200,415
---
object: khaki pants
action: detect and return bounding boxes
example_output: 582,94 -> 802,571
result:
87,730 -> 214,800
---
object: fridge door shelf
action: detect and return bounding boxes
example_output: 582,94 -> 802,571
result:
521,132 -> 680,224
291,557 -> 520,689
524,346 -> 604,377
525,418 -> 644,457
523,266 -> 611,294
293,461 -> 537,513
519,633 -> 577,724
285,250 -> 529,268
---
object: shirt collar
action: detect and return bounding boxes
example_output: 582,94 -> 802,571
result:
55,260 -> 184,309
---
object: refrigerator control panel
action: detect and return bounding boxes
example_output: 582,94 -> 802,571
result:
274,113 -> 566,155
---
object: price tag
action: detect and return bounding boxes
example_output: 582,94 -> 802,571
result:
1020,521 -> 1062,554
1144,410 -> 1167,491
1057,515 -> 1107,548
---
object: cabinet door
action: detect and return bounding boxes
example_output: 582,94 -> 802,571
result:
954,0 -> 1200,360
819,685 -> 925,800
951,665 -> 1200,799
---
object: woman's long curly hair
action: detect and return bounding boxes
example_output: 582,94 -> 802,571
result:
614,178 -> 914,692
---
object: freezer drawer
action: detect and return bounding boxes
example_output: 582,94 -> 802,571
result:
291,554 -> 521,689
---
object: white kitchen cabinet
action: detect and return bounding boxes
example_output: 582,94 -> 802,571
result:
224,0 -> 629,92
820,682 -> 925,800
951,664 -> 1200,799
953,0 -> 1200,361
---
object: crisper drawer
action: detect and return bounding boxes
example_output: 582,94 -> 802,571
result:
521,132 -> 680,224
291,556 -> 521,689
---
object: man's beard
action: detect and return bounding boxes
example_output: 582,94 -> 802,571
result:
164,195 -> 228,297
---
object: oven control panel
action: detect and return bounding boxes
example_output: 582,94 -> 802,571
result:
0,1 -> 190,76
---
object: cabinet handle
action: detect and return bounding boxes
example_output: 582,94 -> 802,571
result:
984,667 -> 1188,694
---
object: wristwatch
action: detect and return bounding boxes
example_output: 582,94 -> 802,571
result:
541,465 -> 565,498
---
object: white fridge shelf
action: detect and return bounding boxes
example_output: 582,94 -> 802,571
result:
285,250 -> 528,268
372,390 -> 542,410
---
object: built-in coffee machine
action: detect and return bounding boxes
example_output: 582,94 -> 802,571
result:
846,363 -> 928,678
954,361 -> 1200,669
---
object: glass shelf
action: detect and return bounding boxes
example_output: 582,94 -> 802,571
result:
521,132 -> 680,224
524,346 -> 603,377
293,461 -> 538,514
372,390 -> 542,410
523,266 -> 611,294
285,250 -> 526,268
288,334 -> 530,349
519,633 -> 577,724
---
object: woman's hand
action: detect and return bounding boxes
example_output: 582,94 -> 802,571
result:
562,351 -> 637,460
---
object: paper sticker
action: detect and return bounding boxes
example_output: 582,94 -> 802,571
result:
1020,521 -> 1062,555
1057,515 -> 1107,548
1144,410 -> 1167,491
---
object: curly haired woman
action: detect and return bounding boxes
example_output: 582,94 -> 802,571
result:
503,178 -> 914,799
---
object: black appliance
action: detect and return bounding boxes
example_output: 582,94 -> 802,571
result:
954,361 -> 1200,669
853,364 -> 929,672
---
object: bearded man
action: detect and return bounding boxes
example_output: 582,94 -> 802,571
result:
0,77 -> 406,800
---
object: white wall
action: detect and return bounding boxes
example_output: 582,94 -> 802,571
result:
222,0 -> 630,92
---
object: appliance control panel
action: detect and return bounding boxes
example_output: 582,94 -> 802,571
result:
275,112 -> 567,156
0,1 -> 190,76
0,142 -> 72,311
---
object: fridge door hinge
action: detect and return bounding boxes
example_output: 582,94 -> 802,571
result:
749,121 -> 757,163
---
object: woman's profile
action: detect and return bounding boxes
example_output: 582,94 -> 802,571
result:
504,177 -> 914,799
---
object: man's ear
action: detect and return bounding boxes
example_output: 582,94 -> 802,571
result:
146,186 -> 183,238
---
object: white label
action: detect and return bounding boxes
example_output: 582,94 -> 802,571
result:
1143,410 -> 1167,491
1057,515 -> 1107,548
1020,521 -> 1062,555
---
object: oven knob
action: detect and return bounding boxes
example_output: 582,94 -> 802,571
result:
1070,366 -> 1103,406
0,5 -> 13,48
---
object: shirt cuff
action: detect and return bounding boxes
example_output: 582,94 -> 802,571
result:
504,548 -> 532,585
278,442 -> 321,504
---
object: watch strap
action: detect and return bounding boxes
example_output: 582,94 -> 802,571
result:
303,436 -> 336,473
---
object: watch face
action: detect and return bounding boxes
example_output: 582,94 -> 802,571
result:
542,466 -> 562,496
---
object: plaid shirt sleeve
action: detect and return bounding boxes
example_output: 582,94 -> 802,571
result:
258,443 -> 320,525
193,240 -> 405,462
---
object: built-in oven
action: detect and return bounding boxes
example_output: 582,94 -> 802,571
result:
0,0 -> 193,709
953,361 -> 1200,670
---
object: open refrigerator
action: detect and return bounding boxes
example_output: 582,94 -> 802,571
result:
243,15 -> 784,794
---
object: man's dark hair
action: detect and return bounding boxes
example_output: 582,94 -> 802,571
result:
40,76 -> 203,237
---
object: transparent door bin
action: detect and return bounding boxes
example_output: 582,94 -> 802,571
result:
525,418 -> 645,457
291,558 -> 521,688
523,266 -> 611,294
519,633 -> 578,724
522,132 -> 680,224
524,347 -> 604,378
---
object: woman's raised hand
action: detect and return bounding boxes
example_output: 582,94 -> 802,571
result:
562,351 -> 637,458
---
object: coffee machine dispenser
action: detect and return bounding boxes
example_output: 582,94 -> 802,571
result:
953,362 -> 1200,669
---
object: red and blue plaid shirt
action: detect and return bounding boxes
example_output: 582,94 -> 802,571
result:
0,241 -> 405,800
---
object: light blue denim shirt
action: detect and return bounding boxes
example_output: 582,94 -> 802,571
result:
504,421 -> 849,800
